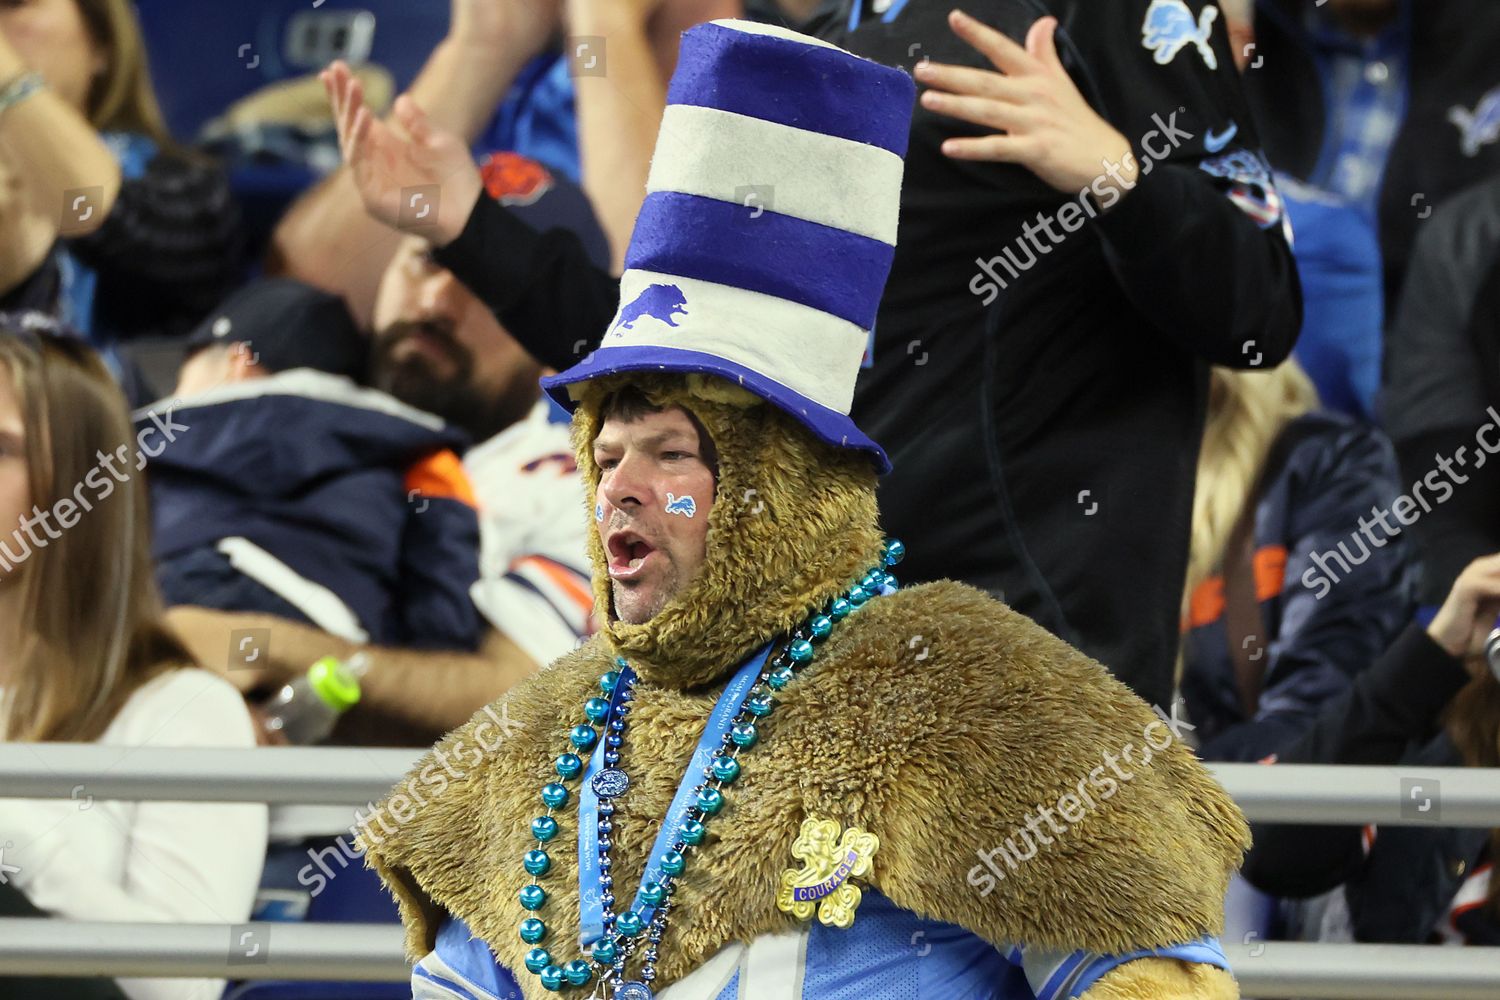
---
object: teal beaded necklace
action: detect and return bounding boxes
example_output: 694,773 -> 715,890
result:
513,539 -> 906,998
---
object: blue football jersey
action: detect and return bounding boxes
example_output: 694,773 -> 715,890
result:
412,892 -> 1229,999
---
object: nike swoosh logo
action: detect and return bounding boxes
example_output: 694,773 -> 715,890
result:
1205,122 -> 1239,153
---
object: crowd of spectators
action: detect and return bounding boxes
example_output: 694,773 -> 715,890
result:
2,0 -> 1500,995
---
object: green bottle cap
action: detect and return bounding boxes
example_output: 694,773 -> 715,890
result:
307,656 -> 361,713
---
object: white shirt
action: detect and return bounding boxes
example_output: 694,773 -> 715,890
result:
1,668 -> 269,1000
465,399 -> 596,666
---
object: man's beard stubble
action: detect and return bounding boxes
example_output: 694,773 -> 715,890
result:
605,510 -> 684,626
370,319 -> 537,442
611,564 -> 681,625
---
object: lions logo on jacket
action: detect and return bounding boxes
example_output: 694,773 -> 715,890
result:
1449,85 -> 1500,158
1142,0 -> 1218,70
1199,148 -> 1287,234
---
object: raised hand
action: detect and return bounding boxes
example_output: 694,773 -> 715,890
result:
915,10 -> 1138,201
321,60 -> 482,246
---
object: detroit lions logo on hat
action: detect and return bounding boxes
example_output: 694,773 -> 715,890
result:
1142,0 -> 1218,70
1449,85 -> 1500,158
613,283 -> 689,333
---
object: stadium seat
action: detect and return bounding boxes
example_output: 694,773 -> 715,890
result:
135,0 -> 452,261
137,0 -> 448,142
223,837 -> 407,1000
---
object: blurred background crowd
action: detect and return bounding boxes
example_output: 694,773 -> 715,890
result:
3,0 -> 1500,996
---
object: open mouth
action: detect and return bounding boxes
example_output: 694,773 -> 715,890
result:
607,530 -> 658,580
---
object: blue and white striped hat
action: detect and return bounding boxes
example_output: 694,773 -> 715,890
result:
541,20 -> 915,474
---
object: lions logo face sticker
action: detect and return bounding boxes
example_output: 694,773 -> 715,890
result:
665,493 -> 697,518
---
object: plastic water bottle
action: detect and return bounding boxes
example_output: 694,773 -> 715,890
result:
259,653 -> 368,745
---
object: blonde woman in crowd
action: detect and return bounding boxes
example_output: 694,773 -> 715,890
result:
0,320 -> 266,1000
1179,360 -> 1415,762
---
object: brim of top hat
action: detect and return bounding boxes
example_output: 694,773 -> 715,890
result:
541,345 -> 892,476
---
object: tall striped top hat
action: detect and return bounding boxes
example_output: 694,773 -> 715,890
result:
541,20 -> 915,474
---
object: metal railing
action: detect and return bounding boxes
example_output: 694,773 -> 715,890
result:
0,919 -> 408,983
3,746 -> 1500,998
0,744 -> 415,806
1,922 -> 1497,998
1221,942 -> 1500,999
3,746 -> 1498,825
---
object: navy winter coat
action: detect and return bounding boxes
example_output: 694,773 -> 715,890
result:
1181,412 -> 1418,761
138,369 -> 483,651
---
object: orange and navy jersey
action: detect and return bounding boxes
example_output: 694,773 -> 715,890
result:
399,448 -> 486,650
405,449 -> 480,510
465,400 -> 598,666
1442,859 -> 1495,945
1178,413 -> 1417,763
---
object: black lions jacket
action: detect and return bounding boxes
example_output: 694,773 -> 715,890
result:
433,0 -> 1301,707
1381,175 -> 1500,604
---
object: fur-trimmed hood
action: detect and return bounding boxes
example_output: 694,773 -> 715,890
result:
357,395 -> 1248,995
357,374 -> 1249,999
360,582 -> 1249,999
566,372 -> 885,690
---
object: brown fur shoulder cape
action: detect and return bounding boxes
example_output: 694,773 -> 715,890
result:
358,376 -> 1248,1000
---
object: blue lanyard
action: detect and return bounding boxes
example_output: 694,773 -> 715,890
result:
577,642 -> 775,947
848,0 -> 912,32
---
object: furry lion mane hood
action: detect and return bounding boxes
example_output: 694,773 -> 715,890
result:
358,374 -> 1249,1000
